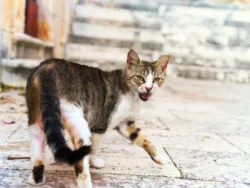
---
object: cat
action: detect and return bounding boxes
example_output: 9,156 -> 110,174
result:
26,49 -> 170,187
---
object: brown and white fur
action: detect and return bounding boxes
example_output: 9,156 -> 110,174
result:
26,49 -> 170,187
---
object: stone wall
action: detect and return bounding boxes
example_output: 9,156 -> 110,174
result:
0,0 -> 74,88
159,5 -> 250,82
68,0 -> 250,82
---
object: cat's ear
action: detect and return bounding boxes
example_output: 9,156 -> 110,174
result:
127,49 -> 140,69
155,55 -> 170,72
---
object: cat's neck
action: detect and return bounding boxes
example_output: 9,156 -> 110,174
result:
105,69 -> 136,96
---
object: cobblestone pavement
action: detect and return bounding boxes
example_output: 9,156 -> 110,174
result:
0,78 -> 249,188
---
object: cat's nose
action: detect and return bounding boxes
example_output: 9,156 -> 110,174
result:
145,87 -> 152,92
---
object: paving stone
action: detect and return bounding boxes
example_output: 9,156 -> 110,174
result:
7,121 -> 29,143
224,136 -> 250,154
0,134 -> 180,177
0,142 -> 72,172
146,130 -> 241,153
1,169 -> 249,188
165,148 -> 250,184
159,117 -> 250,138
136,115 -> 167,129
0,114 -> 24,144
93,143 -> 181,177
91,173 -> 250,188
0,78 -> 250,187
103,130 -> 241,154
0,168 -> 76,188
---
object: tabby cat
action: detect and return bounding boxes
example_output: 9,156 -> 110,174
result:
26,49 -> 170,187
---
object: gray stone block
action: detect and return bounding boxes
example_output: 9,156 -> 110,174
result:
65,43 -> 154,65
72,22 -> 163,50
165,148 -> 250,184
1,59 -> 42,88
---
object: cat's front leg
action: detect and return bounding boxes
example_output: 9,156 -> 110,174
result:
115,120 -> 165,165
89,133 -> 105,169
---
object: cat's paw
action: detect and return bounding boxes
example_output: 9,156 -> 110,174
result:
27,175 -> 45,186
89,155 -> 105,169
76,173 -> 92,188
150,152 -> 167,165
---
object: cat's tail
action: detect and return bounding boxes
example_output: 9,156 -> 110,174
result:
39,70 -> 91,165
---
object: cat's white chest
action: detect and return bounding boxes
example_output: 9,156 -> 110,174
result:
109,94 -> 140,129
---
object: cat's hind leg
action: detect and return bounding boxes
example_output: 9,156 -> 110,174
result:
70,128 -> 92,188
60,100 -> 92,188
74,156 -> 92,188
28,123 -> 46,186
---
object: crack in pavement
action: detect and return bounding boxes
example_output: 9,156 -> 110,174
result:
8,117 -> 25,139
163,148 -> 184,178
217,134 -> 248,155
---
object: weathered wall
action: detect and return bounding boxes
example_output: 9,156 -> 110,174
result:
0,0 -> 3,59
53,0 -> 74,58
160,6 -> 250,82
67,0 -> 250,82
0,0 -> 73,88
0,0 -> 73,59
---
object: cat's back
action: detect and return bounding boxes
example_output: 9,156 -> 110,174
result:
27,58 -> 105,100
30,58 -> 99,78
28,58 -> 105,87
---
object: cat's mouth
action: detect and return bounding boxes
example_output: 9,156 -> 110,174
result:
138,92 -> 152,101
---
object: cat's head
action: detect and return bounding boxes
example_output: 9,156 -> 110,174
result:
125,49 -> 170,101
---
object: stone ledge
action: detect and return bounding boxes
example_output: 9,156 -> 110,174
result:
2,59 -> 42,69
65,43 -> 155,63
1,59 -> 42,88
75,4 -> 161,29
14,33 -> 55,48
79,0 -> 158,12
168,64 -> 250,83
75,4 -> 134,24
71,22 -> 163,50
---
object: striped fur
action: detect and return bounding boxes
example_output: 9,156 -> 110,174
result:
26,49 -> 170,186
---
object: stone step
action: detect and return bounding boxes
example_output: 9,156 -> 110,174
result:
74,4 -> 161,29
71,22 -> 163,50
1,59 -> 42,88
79,0 -> 159,12
74,4 -> 134,27
168,64 -> 250,83
81,0 -> 247,10
13,33 -> 54,59
65,43 -> 127,63
164,45 -> 250,70
65,43 -> 156,64
65,44 -> 250,83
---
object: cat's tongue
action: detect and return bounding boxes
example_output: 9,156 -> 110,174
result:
139,93 -> 151,101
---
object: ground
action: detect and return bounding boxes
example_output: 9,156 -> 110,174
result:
0,77 -> 249,188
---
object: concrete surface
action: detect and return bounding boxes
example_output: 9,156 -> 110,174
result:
0,77 -> 249,187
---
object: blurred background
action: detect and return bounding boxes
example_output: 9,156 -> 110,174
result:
0,0 -> 249,89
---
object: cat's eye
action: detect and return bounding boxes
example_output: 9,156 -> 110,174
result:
134,75 -> 145,82
153,77 -> 163,83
